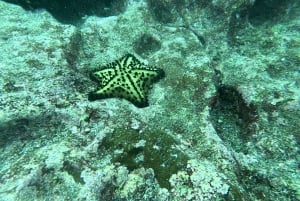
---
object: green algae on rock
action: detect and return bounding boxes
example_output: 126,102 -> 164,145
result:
99,128 -> 189,189
88,54 -> 165,107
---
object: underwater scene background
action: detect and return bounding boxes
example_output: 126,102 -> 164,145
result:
0,0 -> 299,200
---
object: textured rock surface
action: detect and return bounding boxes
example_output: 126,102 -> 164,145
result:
0,0 -> 300,200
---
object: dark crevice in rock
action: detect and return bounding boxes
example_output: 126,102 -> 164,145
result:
248,0 -> 296,25
209,85 -> 258,153
0,111 -> 65,147
227,8 -> 250,46
63,29 -> 82,68
2,0 -> 128,24
133,33 -> 161,57
63,161 -> 84,184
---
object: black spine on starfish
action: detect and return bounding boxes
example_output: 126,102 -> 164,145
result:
88,54 -> 165,107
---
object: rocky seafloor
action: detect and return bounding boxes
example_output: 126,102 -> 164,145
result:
0,0 -> 299,200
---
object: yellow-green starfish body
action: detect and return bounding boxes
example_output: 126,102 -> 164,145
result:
88,54 -> 165,107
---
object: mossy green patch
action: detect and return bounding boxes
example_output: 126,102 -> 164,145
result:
99,128 -> 188,189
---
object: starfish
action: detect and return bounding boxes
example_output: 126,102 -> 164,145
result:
88,54 -> 165,107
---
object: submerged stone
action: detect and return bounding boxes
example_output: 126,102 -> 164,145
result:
99,128 -> 189,189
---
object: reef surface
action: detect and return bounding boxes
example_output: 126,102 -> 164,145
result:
0,0 -> 299,200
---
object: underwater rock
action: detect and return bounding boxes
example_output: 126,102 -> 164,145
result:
210,85 -> 258,153
2,0 -> 128,24
99,128 -> 189,189
133,33 -> 161,56
1,0 -> 300,200
169,160 -> 229,201
249,0 -> 294,24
